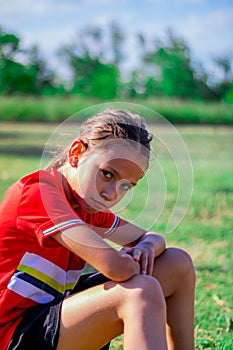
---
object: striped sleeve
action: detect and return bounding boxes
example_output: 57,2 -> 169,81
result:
16,170 -> 86,246
104,215 -> 120,236
42,219 -> 85,237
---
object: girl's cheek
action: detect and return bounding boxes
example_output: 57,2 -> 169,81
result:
94,174 -> 103,195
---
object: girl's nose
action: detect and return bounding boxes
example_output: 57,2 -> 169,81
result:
100,182 -> 118,202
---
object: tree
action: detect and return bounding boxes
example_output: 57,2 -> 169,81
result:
142,30 -> 201,99
70,56 -> 120,99
0,28 -> 21,93
58,23 -> 122,99
213,55 -> 233,101
0,27 -> 57,95
109,21 -> 125,65
26,45 -> 57,95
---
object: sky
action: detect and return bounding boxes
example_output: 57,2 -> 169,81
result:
0,0 -> 233,80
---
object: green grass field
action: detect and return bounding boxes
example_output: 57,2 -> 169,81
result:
0,96 -> 233,124
0,123 -> 232,349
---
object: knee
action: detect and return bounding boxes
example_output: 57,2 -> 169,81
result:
167,247 -> 196,286
121,274 -> 166,314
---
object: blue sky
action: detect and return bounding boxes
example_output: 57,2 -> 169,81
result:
0,0 -> 233,79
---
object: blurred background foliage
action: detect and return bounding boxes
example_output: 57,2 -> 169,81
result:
1,22 -> 233,101
0,22 -> 233,123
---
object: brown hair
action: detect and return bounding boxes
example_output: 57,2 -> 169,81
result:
46,109 -> 152,170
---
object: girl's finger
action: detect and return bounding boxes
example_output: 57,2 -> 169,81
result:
140,253 -> 148,275
133,248 -> 142,262
121,247 -> 132,254
147,254 -> 154,275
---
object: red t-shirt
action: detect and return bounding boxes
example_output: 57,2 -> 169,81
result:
0,167 -> 119,350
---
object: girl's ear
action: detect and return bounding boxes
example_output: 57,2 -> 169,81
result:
68,140 -> 86,168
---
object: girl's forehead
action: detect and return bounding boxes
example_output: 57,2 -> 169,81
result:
93,143 -> 148,172
105,141 -> 147,155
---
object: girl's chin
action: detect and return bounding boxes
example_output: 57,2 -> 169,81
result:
78,198 -> 102,213
83,206 -> 100,213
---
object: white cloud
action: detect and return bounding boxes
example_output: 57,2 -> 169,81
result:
0,0 -> 232,78
0,0 -> 126,19
0,0 -> 82,32
174,8 -> 233,58
127,6 -> 233,62
1,0 -> 50,16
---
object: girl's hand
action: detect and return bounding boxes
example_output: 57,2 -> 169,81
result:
121,242 -> 155,276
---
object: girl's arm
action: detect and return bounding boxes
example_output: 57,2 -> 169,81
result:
53,224 -> 140,282
121,231 -> 166,275
101,218 -> 166,276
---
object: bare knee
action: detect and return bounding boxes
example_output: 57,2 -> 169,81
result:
117,274 -> 166,318
167,247 -> 196,286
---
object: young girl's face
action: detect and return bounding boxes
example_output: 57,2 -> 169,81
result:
67,143 -> 148,213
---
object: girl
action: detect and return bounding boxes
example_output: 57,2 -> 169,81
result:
0,110 -> 195,350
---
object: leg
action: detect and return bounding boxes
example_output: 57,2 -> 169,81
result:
153,247 -> 196,350
57,274 -> 167,350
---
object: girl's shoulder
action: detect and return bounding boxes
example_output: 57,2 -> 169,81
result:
1,168 -> 62,208
20,167 -> 60,187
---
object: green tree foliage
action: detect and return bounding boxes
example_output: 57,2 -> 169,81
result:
58,22 -> 123,99
0,27 -> 57,95
0,24 -> 232,101
25,45 -> 57,95
70,56 -> 120,99
141,30 -> 202,99
212,55 -> 233,102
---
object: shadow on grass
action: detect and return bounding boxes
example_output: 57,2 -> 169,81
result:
0,132 -> 24,139
0,146 -> 44,156
195,265 -> 230,273
212,187 -> 233,194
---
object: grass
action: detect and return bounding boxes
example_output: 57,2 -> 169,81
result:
0,123 -> 233,349
0,95 -> 233,124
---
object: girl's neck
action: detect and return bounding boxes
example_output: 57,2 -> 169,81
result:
57,166 -> 79,209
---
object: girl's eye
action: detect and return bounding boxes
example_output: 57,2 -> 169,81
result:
102,170 -> 113,179
121,183 -> 132,191
101,170 -> 132,191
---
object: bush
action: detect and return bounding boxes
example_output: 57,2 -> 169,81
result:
0,95 -> 233,125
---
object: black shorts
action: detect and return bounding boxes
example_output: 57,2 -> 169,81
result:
7,272 -> 110,350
